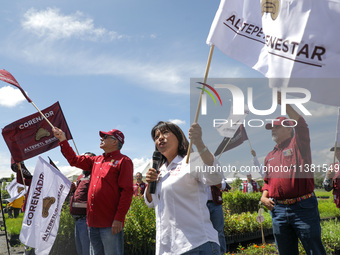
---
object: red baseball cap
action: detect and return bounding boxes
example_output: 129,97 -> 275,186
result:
99,129 -> 125,144
265,117 -> 293,130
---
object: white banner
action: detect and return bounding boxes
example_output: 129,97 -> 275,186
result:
6,179 -> 27,203
19,157 -> 71,255
335,107 -> 340,148
215,105 -> 249,137
207,0 -> 340,106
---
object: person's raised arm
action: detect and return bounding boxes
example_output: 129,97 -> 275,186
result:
189,123 -> 214,166
278,91 -> 300,121
52,127 -> 67,142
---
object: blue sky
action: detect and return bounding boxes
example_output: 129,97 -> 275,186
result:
0,0 -> 338,179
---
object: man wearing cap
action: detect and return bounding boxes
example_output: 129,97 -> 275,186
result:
323,146 -> 340,209
53,127 -> 133,255
260,93 -> 326,255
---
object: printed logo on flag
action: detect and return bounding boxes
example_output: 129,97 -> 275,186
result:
42,197 -> 56,218
261,0 -> 280,20
35,128 -> 50,141
2,101 -> 73,162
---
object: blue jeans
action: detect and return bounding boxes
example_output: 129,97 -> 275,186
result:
75,217 -> 91,255
89,227 -> 124,255
207,201 -> 226,254
270,196 -> 326,255
182,241 -> 220,255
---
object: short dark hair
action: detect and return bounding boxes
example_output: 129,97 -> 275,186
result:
151,121 -> 189,164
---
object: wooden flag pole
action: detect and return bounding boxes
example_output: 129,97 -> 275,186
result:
17,163 -> 27,193
72,139 -> 80,155
217,138 -> 232,161
333,142 -> 337,167
186,45 -> 215,163
30,101 -> 54,128
247,139 -> 253,151
31,101 -> 80,155
217,126 -> 251,161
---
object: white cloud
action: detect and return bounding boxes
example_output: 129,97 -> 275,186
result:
59,165 -> 81,177
0,151 -> 13,179
0,86 -> 26,107
22,8 -> 123,41
0,9 -> 247,95
133,157 -> 150,169
132,157 -> 151,176
312,147 -> 334,170
307,103 -> 338,118
168,119 -> 186,125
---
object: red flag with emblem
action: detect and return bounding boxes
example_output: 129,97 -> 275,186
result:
2,101 -> 72,162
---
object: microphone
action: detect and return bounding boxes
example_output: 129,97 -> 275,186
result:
149,151 -> 162,194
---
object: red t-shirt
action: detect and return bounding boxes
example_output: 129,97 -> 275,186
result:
60,140 -> 134,228
133,181 -> 147,196
262,116 -> 314,199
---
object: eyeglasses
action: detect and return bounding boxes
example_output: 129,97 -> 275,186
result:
102,135 -> 117,140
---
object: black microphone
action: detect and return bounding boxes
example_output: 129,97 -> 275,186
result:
149,151 -> 162,194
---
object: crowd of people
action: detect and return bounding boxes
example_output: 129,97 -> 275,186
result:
6,93 -> 340,255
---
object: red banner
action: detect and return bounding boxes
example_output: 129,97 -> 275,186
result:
2,102 -> 72,162
214,125 -> 248,156
0,69 -> 32,102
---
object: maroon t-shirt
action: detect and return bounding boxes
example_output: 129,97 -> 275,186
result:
262,116 -> 314,199
133,181 -> 147,196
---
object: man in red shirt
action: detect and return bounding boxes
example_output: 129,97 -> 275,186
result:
260,93 -> 326,255
241,174 -> 260,193
53,127 -> 133,255
133,172 -> 147,196
323,146 -> 340,209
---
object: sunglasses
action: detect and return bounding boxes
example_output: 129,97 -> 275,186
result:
102,135 -> 117,140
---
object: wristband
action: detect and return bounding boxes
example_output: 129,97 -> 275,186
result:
199,146 -> 208,155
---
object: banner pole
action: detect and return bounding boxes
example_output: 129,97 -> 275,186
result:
247,139 -> 253,151
333,142 -> 337,167
0,188 -> 11,255
72,139 -> 80,155
17,164 -> 27,193
186,44 -> 215,163
216,138 -> 232,161
30,101 -> 54,128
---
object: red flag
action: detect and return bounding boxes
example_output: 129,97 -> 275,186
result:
214,125 -> 248,156
2,102 -> 72,162
0,69 -> 32,102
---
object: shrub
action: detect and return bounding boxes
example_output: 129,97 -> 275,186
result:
223,190 -> 262,214
124,195 -> 156,253
234,243 -> 278,254
50,203 -> 77,255
224,210 -> 272,235
318,199 -> 340,218
230,178 -> 243,191
320,219 -> 340,254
